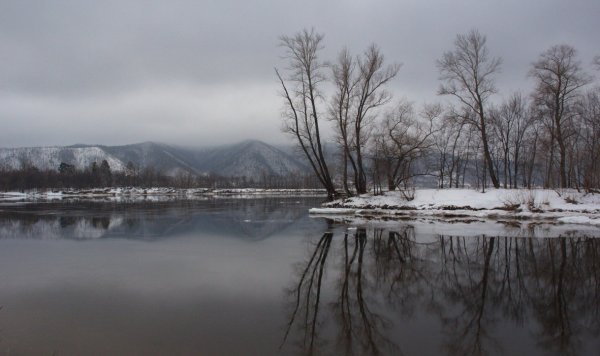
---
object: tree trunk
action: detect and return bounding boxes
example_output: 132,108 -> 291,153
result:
342,149 -> 351,196
479,111 -> 500,188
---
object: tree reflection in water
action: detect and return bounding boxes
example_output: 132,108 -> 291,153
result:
333,228 -> 398,356
281,231 -> 333,354
282,226 -> 600,356
438,236 -> 500,355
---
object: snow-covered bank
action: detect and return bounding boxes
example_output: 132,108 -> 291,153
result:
0,187 -> 327,201
310,189 -> 600,227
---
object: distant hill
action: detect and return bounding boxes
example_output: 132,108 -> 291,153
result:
0,140 -> 310,179
102,142 -> 203,175
0,146 -> 127,172
194,140 -> 308,178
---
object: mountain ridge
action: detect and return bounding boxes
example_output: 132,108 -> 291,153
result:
0,140 -> 309,179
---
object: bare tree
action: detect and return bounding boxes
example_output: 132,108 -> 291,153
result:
529,44 -> 591,188
330,45 -> 400,195
490,93 -> 533,188
508,95 -> 535,188
373,100 -> 438,194
432,107 -> 464,188
352,45 -> 400,194
275,29 -> 338,200
521,119 -> 542,188
434,106 -> 483,189
330,48 -> 359,196
437,29 -> 502,188
575,88 -> 600,191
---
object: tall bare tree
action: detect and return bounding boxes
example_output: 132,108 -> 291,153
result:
330,48 -> 359,196
437,29 -> 502,188
330,45 -> 400,195
529,44 -> 591,188
352,45 -> 400,194
275,29 -> 338,200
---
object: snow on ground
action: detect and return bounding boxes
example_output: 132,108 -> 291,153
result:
311,188 -> 600,227
4,187 -> 599,228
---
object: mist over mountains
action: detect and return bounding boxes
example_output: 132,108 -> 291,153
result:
0,140 -> 312,179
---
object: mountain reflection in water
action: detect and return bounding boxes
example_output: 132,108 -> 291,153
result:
0,198 -> 310,240
282,226 -> 600,356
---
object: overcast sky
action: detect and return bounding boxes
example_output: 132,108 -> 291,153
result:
1,0 -> 598,148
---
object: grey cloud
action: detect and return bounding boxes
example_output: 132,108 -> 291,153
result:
1,0 -> 598,147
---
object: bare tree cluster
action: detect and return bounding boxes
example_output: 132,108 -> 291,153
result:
529,45 -> 593,189
277,28 -> 600,195
489,93 -> 536,188
372,100 -> 438,195
329,45 -> 401,195
277,29 -> 406,199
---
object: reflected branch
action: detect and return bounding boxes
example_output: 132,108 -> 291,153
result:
283,227 -> 600,356
281,232 -> 333,353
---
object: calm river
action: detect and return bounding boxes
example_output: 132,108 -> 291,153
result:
0,197 -> 598,355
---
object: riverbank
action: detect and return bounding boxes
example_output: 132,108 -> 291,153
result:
309,188 -> 600,227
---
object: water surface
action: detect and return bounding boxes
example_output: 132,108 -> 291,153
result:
0,198 -> 598,355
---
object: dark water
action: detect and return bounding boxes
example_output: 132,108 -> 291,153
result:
0,198 -> 598,355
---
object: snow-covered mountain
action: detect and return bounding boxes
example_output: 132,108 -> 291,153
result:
0,146 -> 127,172
194,140 -> 307,178
0,140 -> 309,179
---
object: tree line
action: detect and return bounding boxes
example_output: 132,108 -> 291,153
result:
0,160 -> 323,191
276,29 -> 600,199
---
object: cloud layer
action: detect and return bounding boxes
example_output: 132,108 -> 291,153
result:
1,0 -> 598,147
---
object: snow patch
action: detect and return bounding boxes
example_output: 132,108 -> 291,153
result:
314,189 -> 600,227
